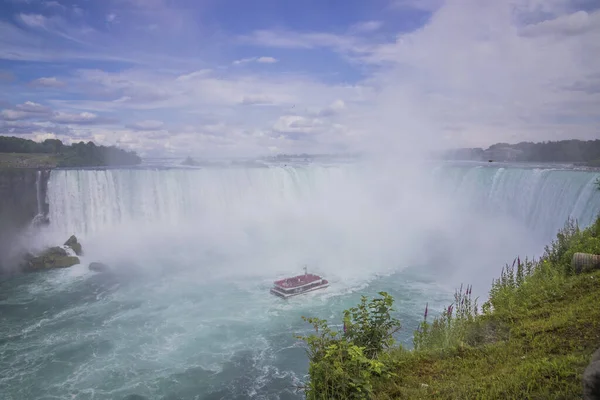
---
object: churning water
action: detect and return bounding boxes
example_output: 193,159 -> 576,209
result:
1,161 -> 599,399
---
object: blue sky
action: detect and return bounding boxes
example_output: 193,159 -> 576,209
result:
0,0 -> 599,157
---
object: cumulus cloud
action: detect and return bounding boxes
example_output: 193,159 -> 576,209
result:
16,101 -> 52,114
339,0 -> 600,151
30,77 -> 66,88
0,101 -> 52,120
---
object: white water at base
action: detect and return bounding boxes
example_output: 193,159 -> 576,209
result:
1,162 -> 599,400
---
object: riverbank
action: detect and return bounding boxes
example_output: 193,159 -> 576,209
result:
300,216 -> 600,399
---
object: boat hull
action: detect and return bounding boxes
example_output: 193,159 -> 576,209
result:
270,283 -> 330,299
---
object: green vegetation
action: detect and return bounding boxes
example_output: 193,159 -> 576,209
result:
0,135 -> 141,168
299,216 -> 600,399
0,153 -> 60,169
442,139 -> 600,166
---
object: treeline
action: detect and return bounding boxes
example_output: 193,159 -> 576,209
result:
443,139 -> 600,166
0,136 -> 141,167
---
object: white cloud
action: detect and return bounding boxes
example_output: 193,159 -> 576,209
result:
350,21 -> 383,33
257,56 -> 278,63
30,77 -> 66,87
126,120 -> 165,130
520,10 -> 600,37
317,99 -> 346,117
239,30 -> 365,54
44,1 -> 66,10
339,0 -> 600,151
233,56 -> 278,65
16,101 -> 52,114
241,95 -> 277,105
1,110 -> 31,121
19,14 -> 47,29
51,111 -> 112,125
0,101 -> 52,120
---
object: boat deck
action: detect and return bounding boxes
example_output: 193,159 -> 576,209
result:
274,273 -> 322,289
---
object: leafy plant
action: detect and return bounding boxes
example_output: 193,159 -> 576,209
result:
297,292 -> 400,399
342,292 -> 402,359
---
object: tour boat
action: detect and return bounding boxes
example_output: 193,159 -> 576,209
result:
270,266 -> 329,298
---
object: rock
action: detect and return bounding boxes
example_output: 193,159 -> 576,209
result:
122,395 -> 148,400
64,235 -> 83,256
584,348 -> 600,400
23,246 -> 80,271
89,262 -> 110,273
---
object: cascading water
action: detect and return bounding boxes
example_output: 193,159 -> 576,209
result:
432,164 -> 600,243
1,162 -> 599,400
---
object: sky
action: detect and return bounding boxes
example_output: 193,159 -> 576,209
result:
0,0 -> 599,158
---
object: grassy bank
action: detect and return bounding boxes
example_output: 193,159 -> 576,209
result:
299,216 -> 600,399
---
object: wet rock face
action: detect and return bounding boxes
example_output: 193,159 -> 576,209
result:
0,169 -> 50,271
64,235 -> 83,256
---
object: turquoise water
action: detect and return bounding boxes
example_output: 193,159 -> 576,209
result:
1,162 -> 599,399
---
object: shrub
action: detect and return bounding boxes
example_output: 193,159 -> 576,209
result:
298,292 -> 400,399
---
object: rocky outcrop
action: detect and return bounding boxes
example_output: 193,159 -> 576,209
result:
22,247 -> 80,271
20,235 -> 83,272
584,347 -> 600,400
64,235 -> 83,256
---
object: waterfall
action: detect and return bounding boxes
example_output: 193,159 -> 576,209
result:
45,164 -> 600,252
433,165 -> 600,242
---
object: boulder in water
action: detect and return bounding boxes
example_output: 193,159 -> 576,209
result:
23,246 -> 80,271
89,262 -> 110,273
64,234 -> 83,256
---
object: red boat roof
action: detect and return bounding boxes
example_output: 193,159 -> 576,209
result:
274,273 -> 322,288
